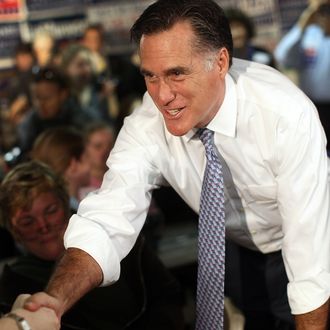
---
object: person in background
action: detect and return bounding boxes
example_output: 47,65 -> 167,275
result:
7,42 -> 35,125
61,44 -> 118,125
18,1 -> 329,329
32,30 -> 56,69
0,43 -> 35,162
0,161 -> 184,330
16,67 -> 91,156
81,24 -> 121,127
226,7 -> 276,67
79,121 -> 115,199
31,127 -> 90,212
275,0 -> 330,150
81,24 -> 108,76
115,50 -> 147,131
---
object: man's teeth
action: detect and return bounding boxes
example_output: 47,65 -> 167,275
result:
168,109 -> 181,115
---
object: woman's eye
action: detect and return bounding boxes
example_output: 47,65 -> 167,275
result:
45,204 -> 59,215
17,217 -> 34,227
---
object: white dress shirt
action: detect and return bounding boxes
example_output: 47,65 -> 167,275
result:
65,58 -> 330,314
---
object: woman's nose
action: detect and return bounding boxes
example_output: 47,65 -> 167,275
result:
35,216 -> 49,233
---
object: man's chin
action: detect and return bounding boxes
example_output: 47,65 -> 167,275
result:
165,123 -> 190,137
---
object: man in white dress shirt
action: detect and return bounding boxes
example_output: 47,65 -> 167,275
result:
21,0 -> 330,329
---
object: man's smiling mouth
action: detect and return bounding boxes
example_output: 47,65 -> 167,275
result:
165,107 -> 185,117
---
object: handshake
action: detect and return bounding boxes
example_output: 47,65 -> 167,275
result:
1,294 -> 60,330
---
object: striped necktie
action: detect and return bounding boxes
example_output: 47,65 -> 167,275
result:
196,128 -> 226,330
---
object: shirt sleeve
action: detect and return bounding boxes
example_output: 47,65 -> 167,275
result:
275,100 -> 330,314
64,109 -> 164,286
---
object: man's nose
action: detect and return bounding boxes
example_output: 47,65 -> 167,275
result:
157,79 -> 175,105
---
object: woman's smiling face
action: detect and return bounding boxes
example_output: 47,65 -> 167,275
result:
11,192 -> 67,261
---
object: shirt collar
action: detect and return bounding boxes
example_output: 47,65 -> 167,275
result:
184,73 -> 238,142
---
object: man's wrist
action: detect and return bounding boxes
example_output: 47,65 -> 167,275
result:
3,312 -> 32,330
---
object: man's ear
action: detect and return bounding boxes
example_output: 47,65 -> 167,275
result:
216,47 -> 230,78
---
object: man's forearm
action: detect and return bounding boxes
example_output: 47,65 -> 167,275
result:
295,299 -> 329,330
46,247 -> 103,316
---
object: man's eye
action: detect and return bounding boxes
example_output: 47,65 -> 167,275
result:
170,71 -> 185,80
144,74 -> 158,82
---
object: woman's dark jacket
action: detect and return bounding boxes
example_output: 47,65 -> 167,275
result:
0,235 -> 184,330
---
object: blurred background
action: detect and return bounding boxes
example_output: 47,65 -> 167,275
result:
0,0 -> 310,155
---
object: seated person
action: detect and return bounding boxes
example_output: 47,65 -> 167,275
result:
79,121 -> 116,198
16,67 -> 92,157
0,161 -> 184,330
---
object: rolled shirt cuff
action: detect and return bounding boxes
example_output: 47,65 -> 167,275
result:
64,214 -> 121,286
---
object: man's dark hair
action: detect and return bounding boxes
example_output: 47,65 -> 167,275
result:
130,0 -> 233,66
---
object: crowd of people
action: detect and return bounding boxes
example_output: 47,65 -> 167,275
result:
0,23 -> 145,165
0,22 -> 150,256
0,0 -> 329,329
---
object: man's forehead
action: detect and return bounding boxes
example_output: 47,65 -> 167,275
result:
139,35 -> 197,71
140,51 -> 195,75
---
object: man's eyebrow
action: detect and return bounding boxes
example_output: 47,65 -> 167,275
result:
165,66 -> 190,75
140,68 -> 152,76
140,66 -> 190,76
